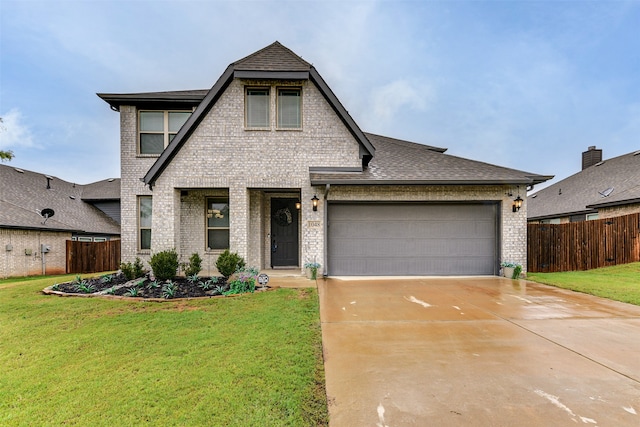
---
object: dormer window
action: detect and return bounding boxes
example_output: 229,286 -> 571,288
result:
245,88 -> 270,128
139,110 -> 191,155
277,88 -> 301,129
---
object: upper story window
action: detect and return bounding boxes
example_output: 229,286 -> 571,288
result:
245,88 -> 270,128
277,88 -> 301,129
139,111 -> 191,155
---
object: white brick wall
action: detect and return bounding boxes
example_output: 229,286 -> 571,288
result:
0,229 -> 69,277
118,77 -> 529,275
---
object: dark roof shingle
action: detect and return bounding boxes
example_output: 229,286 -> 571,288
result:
310,133 -> 551,185
527,150 -> 640,219
0,165 -> 121,234
233,41 -> 311,71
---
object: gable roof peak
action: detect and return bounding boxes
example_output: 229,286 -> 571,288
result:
233,41 -> 311,72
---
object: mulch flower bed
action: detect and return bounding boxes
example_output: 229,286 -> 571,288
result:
44,272 -> 270,300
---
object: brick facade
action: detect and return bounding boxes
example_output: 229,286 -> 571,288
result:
598,203 -> 640,219
0,229 -> 69,278
119,77 -> 529,275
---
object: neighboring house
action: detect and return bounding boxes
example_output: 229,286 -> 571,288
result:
528,146 -> 640,223
0,165 -> 121,277
99,41 -> 551,276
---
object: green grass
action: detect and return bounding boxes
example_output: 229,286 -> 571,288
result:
528,262 -> 640,305
0,275 -> 328,426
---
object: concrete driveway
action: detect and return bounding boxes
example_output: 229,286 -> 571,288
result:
318,277 -> 640,426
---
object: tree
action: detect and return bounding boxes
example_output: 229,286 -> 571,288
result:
0,117 -> 13,162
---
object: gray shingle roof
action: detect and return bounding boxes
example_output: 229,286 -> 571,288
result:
81,178 -> 120,201
310,133 -> 552,185
233,41 -> 311,71
0,165 -> 121,234
98,42 -> 551,189
130,42 -> 375,187
527,150 -> 640,220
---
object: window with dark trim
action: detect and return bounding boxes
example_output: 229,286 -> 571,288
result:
206,197 -> 230,250
139,111 -> 191,155
245,88 -> 270,128
139,196 -> 152,250
277,88 -> 301,129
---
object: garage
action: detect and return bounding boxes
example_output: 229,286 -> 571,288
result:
327,202 -> 499,276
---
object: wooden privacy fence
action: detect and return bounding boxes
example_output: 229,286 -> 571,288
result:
66,240 -> 121,274
528,212 -> 640,273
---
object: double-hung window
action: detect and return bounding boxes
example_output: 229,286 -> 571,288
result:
277,88 -> 301,129
138,196 -> 152,250
245,88 -> 270,128
139,111 -> 191,155
206,197 -> 230,250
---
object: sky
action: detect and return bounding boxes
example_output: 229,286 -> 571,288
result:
1,0 -> 639,190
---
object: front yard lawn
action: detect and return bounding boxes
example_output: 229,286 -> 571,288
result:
527,262 -> 640,306
0,274 -> 328,426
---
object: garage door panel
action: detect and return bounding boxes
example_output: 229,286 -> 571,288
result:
328,203 -> 498,276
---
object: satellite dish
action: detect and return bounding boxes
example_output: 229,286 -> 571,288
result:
40,208 -> 55,225
598,187 -> 614,198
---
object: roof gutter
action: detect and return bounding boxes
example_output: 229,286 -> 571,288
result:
309,178 -> 541,186
586,197 -> 640,209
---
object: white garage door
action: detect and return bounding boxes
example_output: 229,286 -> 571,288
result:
327,203 -> 498,276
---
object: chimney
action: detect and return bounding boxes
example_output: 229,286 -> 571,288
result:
582,146 -> 602,170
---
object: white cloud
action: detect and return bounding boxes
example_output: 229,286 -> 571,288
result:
370,79 -> 433,123
0,109 -> 36,150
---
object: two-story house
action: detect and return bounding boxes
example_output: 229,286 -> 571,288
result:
99,42 -> 551,276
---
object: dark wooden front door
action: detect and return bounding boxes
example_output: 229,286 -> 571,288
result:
271,198 -> 299,267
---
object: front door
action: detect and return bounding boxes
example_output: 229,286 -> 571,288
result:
271,198 -> 299,267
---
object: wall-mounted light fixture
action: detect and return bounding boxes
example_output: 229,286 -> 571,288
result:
295,200 -> 301,210
512,195 -> 523,212
311,195 -> 319,211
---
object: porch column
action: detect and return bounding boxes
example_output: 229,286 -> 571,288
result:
229,184 -> 249,261
151,186 -> 181,252
300,185 -> 324,276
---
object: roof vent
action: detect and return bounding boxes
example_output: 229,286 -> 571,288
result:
108,178 -> 115,182
598,187 -> 614,197
633,150 -> 640,156
532,194 -> 538,198
594,161 -> 605,166
69,195 -> 76,200
45,175 -> 53,189
14,168 -> 24,173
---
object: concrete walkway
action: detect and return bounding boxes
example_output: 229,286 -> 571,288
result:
318,277 -> 640,426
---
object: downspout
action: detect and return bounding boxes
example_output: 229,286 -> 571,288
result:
323,184 -> 330,277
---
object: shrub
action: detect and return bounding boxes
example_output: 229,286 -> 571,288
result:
150,249 -> 179,281
182,252 -> 203,277
121,257 -> 146,280
133,257 -> 146,278
216,249 -> 245,278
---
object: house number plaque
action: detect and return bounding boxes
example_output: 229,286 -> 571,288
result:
307,220 -> 321,228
